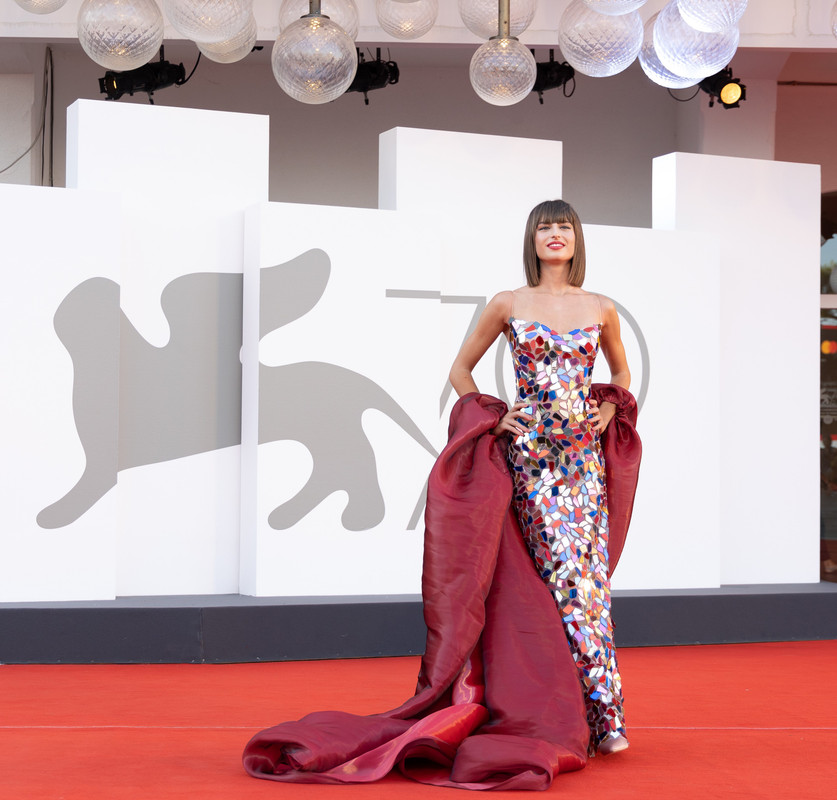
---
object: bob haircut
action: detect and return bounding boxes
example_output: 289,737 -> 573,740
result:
523,199 -> 586,288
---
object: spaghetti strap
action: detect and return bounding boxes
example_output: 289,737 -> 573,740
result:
511,289 -> 517,320
596,294 -> 603,327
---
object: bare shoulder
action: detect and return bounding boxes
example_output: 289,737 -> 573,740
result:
584,292 -> 616,318
489,289 -> 514,306
594,294 -> 622,336
592,293 -> 617,314
486,290 -> 516,320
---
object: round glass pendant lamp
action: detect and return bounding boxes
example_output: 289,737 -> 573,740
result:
470,36 -> 536,105
78,0 -> 164,71
638,12 -> 695,88
278,0 -> 359,40
272,12 -> 358,104
582,0 -> 647,15
458,0 -> 536,40
653,0 -> 739,81
375,0 -> 438,40
13,0 -> 68,13
162,0 -> 251,45
197,13 -> 257,63
677,0 -> 747,34
558,0 -> 643,78
469,1 -> 536,106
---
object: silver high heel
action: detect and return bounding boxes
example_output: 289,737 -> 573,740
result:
598,733 -> 630,755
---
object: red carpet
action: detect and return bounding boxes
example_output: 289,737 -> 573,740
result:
0,641 -> 834,799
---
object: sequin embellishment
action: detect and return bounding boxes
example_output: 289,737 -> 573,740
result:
506,317 -> 625,752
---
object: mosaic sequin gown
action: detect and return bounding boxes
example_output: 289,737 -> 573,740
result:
507,315 -> 626,750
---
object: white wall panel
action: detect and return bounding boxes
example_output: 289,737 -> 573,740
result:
381,127 -> 725,589
240,203 -> 441,596
586,226 -> 721,590
0,184 -> 120,601
0,109 -> 822,602
67,100 -> 268,596
654,152 -> 821,585
381,126 -> 565,426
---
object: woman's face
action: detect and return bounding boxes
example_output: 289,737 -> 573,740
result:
534,219 -> 575,267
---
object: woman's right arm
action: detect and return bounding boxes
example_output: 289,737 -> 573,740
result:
448,292 -> 511,397
448,292 -> 533,437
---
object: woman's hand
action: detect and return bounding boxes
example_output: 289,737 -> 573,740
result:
588,398 -> 615,433
492,401 -> 534,437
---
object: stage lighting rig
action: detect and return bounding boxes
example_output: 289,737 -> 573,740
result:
699,68 -> 746,109
531,50 -> 575,104
346,49 -> 399,105
98,47 -> 195,104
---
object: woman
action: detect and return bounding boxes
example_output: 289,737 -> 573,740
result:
448,199 -> 631,756
243,199 -> 639,789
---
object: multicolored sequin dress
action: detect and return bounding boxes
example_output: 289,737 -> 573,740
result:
507,315 -> 626,752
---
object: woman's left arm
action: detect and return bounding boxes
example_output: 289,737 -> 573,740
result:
589,296 -> 631,433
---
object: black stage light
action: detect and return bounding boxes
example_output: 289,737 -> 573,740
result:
346,48 -> 399,105
98,48 -> 188,104
531,49 -> 575,104
699,67 -> 746,109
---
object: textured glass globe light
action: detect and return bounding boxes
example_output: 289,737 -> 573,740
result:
13,0 -> 68,13
469,37 -> 536,106
558,0 -> 643,78
278,0 -> 359,40
458,0 -> 536,40
272,15 -> 357,104
582,0 -> 647,16
376,0 -> 438,40
78,0 -> 164,71
197,13 -> 257,63
677,0 -> 747,34
653,0 -> 739,81
638,13 -> 695,88
162,0 -> 251,45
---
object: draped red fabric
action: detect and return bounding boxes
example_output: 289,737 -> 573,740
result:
590,383 -> 642,573
243,388 -> 640,791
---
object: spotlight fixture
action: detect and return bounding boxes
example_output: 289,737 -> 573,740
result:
531,49 -> 575,104
699,67 -> 746,109
346,48 -> 400,105
98,48 -> 195,104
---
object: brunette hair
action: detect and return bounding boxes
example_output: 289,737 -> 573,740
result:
522,199 -> 586,287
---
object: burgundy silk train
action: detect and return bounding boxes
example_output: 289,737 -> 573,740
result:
243,386 -> 641,791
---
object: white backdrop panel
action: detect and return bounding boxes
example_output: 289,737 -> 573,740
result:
241,203 -> 441,596
0,184 -> 120,601
654,153 -> 820,585
380,127 -> 563,218
380,127 -> 722,590
381,127 -> 564,437
2,114 -> 822,602
585,225 -> 721,589
66,100 -> 269,596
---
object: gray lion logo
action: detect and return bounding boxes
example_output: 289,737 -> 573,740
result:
37,249 -> 437,531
